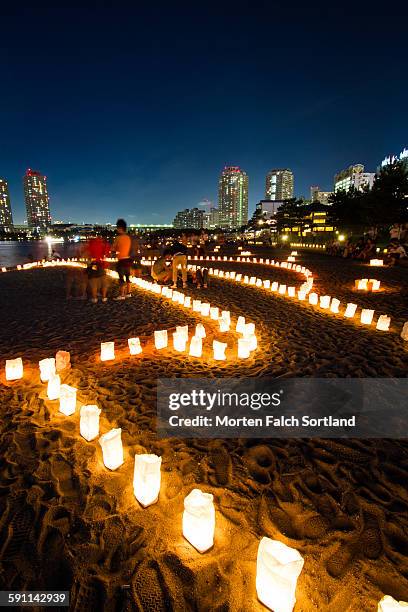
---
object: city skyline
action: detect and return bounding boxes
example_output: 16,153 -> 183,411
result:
1,4 -> 407,225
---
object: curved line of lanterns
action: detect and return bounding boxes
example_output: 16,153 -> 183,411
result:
1,258 -> 408,610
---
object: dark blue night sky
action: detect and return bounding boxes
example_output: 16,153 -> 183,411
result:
1,2 -> 407,224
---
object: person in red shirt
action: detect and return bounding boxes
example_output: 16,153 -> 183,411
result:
86,236 -> 110,303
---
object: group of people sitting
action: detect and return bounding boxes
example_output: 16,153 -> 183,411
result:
151,241 -> 209,289
327,235 -> 407,266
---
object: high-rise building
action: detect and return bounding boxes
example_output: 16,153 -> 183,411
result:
173,207 -> 204,229
310,186 -> 333,205
203,207 -> 219,229
334,164 -> 375,193
218,166 -> 248,229
24,169 -> 51,229
0,179 -> 13,230
380,147 -> 408,170
265,169 -> 294,201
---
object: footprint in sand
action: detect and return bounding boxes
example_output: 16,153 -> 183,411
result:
209,444 -> 232,486
70,577 -> 105,612
361,511 -> 383,559
50,455 -> 77,499
132,559 -> 172,612
245,445 -> 275,485
325,540 -> 358,578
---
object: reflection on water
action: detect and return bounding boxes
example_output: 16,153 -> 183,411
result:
0,241 -> 78,268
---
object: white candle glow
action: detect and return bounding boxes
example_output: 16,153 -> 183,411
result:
133,454 -> 162,507
377,596 -> 408,611
357,278 -> 369,290
39,358 -> 56,382
221,310 -> 231,323
263,280 -> 271,289
47,374 -> 61,400
370,259 -> 384,266
183,296 -> 191,308
271,282 -> 279,292
5,358 -> 23,381
361,309 -> 375,325
173,332 -> 187,352
80,405 -> 100,441
248,335 -> 258,351
298,290 -> 306,301
243,322 -> 255,338
195,323 -> 206,338
376,315 -> 390,331
154,330 -> 168,349
193,299 -> 202,312
330,298 -> 340,313
128,337 -> 142,355
101,342 -> 115,361
189,336 -> 202,357
176,325 -> 189,341
99,428 -> 124,470
256,537 -> 304,612
238,338 -> 250,359
219,319 -> 230,332
59,384 -> 77,416
370,279 -> 381,291
210,306 -> 219,320
236,316 -> 246,333
183,489 -> 215,553
288,287 -> 296,297
320,295 -> 331,309
309,292 -> 318,305
344,303 -> 357,318
213,340 -> 227,360
278,284 -> 286,295
200,303 -> 211,317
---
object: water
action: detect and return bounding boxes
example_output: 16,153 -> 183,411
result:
0,241 -> 79,268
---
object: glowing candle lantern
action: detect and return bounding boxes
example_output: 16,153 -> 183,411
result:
213,340 -> 227,360
376,315 -> 390,331
320,295 -> 331,309
1,267 -> 6,272
308,292 -> 318,305
244,275 -> 249,284
99,428 -> 124,470
128,337 -> 142,355
172,291 -> 180,302
255,278 -> 262,287
361,309 -> 375,325
218,270 -> 224,278
100,342 -> 115,361
344,303 -> 357,318
236,273 -> 242,281
183,489 -> 215,553
195,323 -> 206,339
173,331 -> 187,352
238,338 -> 250,359
243,322 -> 256,338
47,374 -> 61,400
59,384 -> 77,416
287,263 -> 293,269
265,259 -> 270,264
357,278 -> 368,290
401,322 -> 408,341
249,276 -> 256,285
370,259 -> 384,266
256,537 -> 304,612
297,290 -> 306,301
219,319 -> 230,332
154,330 -> 168,349
378,596 -> 408,611
177,293 -> 185,305
291,251 -> 298,256
221,310 -> 231,323
200,303 -> 211,317
5,358 -> 23,381
230,271 -> 236,279
236,316 -> 246,333
263,280 -> 271,289
133,454 -> 162,507
189,336 -> 202,357
210,306 -> 219,320
288,287 -> 296,297
39,358 -> 56,382
271,282 -> 279,292
330,298 -> 340,313
278,284 -> 286,295
248,335 -> 257,351
193,299 -> 201,312
56,351 -> 70,372
370,279 -> 381,291
176,325 -> 189,341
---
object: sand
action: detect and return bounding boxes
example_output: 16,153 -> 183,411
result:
0,249 -> 407,611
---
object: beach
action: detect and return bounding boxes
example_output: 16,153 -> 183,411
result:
0,249 -> 407,611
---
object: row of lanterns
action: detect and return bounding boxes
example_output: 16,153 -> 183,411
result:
2,270 -> 407,610
185,255 -> 399,334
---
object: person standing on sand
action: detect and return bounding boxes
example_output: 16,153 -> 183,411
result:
165,240 -> 188,288
112,218 -> 132,300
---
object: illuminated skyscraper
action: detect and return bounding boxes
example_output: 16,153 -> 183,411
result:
0,178 -> 13,230
334,164 -> 375,193
218,166 -> 248,229
24,169 -> 51,229
265,169 -> 294,201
